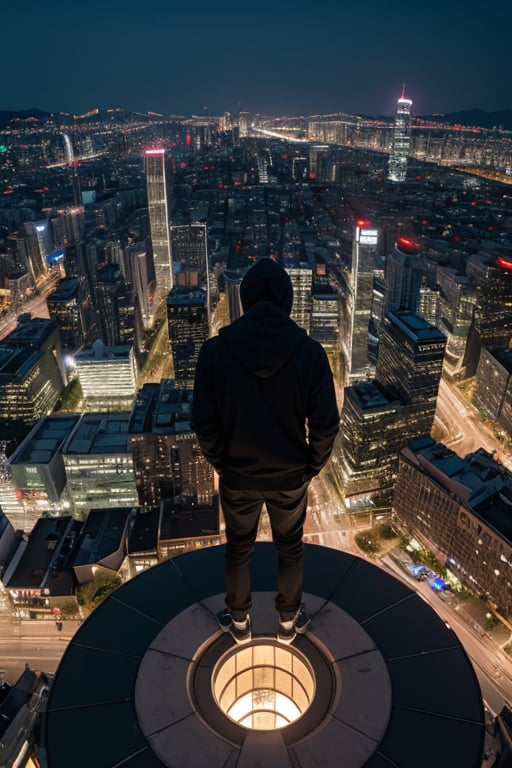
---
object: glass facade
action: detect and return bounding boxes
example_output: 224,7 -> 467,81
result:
145,149 -> 172,298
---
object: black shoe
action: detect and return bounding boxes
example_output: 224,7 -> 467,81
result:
277,604 -> 311,645
216,609 -> 252,644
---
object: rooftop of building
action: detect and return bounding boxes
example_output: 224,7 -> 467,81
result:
44,543 -> 485,768
166,286 -> 207,305
5,516 -> 80,596
127,506 -> 160,554
387,311 -> 447,343
0,345 -> 41,380
10,414 -> 81,466
73,507 -> 131,567
347,379 -> 400,411
47,277 -> 80,301
63,412 -> 131,456
129,380 -> 192,435
160,498 -> 219,541
5,317 -> 58,347
406,439 -> 512,543
74,338 -> 132,363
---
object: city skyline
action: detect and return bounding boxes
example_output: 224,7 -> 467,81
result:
3,0 -> 512,118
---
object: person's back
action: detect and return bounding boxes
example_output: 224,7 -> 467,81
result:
191,258 -> 339,644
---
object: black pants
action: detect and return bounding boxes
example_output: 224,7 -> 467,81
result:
220,479 -> 310,622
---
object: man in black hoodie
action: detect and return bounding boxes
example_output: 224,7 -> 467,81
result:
191,258 -> 339,644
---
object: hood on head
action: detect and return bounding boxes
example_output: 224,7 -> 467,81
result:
240,258 -> 293,315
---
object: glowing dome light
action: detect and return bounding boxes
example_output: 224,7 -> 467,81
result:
212,642 -> 315,731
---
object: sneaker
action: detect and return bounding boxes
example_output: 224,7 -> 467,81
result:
216,609 -> 252,644
277,604 -> 311,645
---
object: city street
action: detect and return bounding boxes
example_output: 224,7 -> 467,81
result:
435,378 -> 512,470
0,612 -> 80,682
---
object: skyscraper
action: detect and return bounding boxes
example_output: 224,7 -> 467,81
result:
128,380 -> 215,508
388,85 -> 413,183
166,287 -> 209,389
334,312 -> 447,509
463,253 -> 512,376
384,236 -> 425,314
375,311 -> 446,437
145,149 -> 172,298
170,223 -> 209,292
348,219 -> 379,381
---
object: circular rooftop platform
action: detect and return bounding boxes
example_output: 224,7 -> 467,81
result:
45,543 -> 485,767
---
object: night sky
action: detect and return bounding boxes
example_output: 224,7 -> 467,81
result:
3,0 -> 511,118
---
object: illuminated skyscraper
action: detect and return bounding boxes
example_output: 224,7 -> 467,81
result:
384,236 -> 425,314
128,380 -> 215,508
348,219 -> 379,381
166,287 -> 209,389
388,85 -> 413,183
171,223 -> 209,291
145,149 -> 172,298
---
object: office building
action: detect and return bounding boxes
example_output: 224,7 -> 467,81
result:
375,311 -> 446,436
145,148 -> 172,298
385,237 -> 425,314
393,438 -> 512,619
348,219 -> 379,381
368,272 -> 386,364
74,339 -> 138,411
62,412 -> 137,518
166,287 -> 209,389
128,380 -> 215,508
46,277 -> 88,354
334,379 -> 404,503
21,220 -> 53,282
171,223 -> 209,294
9,414 -> 81,527
388,85 -> 413,182
131,244 -> 157,331
284,263 -> 313,334
159,497 -> 220,559
94,263 -> 135,347
464,253 -> 512,376
474,347 -> 512,436
0,319 -> 65,424
334,312 -> 446,509
308,144 -> 331,182
310,264 -> 341,350
222,268 -> 245,323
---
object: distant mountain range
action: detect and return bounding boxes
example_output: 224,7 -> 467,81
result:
1,107 -> 512,132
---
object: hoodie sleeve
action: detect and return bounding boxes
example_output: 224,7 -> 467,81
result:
190,340 -> 226,473
306,346 -> 340,476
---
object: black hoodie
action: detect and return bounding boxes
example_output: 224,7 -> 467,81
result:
191,259 -> 340,490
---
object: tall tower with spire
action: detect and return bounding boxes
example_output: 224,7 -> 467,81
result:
388,84 -> 413,183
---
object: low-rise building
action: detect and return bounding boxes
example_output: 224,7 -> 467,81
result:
74,338 -> 138,412
62,412 -> 137,518
9,414 -> 80,526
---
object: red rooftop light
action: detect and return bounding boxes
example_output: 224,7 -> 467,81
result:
496,256 -> 512,271
356,219 -> 371,228
397,236 -> 420,252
